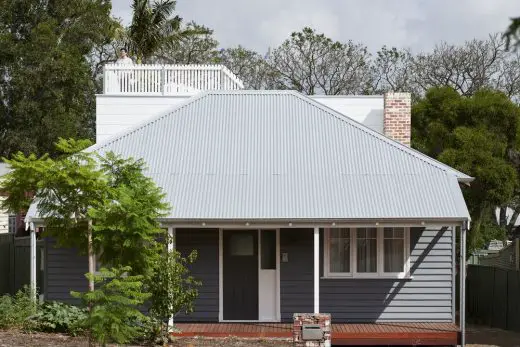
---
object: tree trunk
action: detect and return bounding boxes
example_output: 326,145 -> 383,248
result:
87,219 -> 95,291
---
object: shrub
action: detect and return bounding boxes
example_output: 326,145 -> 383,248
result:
0,286 -> 37,330
147,245 -> 200,333
33,301 -> 87,335
72,266 -> 151,346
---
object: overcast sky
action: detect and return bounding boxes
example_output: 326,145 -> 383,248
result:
111,0 -> 520,53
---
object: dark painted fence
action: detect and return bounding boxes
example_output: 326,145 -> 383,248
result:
0,234 -> 45,296
467,265 -> 520,332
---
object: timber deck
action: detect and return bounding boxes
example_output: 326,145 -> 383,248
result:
172,322 -> 460,345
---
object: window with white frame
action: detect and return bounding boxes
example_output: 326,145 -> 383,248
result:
324,227 -> 410,279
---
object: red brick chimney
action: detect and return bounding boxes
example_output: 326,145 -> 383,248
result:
383,92 -> 411,146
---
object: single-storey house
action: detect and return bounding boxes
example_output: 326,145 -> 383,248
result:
24,65 -> 471,345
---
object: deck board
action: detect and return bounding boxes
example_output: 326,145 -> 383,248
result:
172,322 -> 459,345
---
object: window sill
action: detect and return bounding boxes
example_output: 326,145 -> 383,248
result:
321,276 -> 414,280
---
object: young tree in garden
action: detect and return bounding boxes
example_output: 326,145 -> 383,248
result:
0,138 -> 170,289
90,152 -> 170,278
0,0 -> 118,158
412,87 -> 520,250
147,236 -> 200,335
72,267 -> 151,346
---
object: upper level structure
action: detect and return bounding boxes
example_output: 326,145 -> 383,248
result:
103,64 -> 244,96
97,64 -> 408,147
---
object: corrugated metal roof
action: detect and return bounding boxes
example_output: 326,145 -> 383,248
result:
85,90 -> 470,221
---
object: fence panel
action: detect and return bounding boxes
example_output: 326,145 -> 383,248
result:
0,234 -> 14,295
0,235 -> 45,296
507,270 -> 520,332
492,268 -> 508,329
468,265 -> 520,332
13,237 -> 30,294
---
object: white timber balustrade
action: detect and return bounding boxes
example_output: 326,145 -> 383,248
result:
103,64 -> 244,95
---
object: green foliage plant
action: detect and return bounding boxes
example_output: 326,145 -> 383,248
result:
147,237 -> 201,335
0,286 -> 38,330
72,266 -> 151,346
33,301 -> 87,335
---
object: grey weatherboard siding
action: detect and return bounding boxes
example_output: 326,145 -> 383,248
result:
44,238 -> 88,304
43,226 -> 454,323
280,228 -> 314,322
320,227 -> 455,322
175,229 -> 219,322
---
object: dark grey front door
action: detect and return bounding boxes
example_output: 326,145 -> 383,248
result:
223,230 -> 258,320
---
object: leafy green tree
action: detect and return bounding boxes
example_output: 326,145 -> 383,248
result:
413,87 -> 520,250
90,152 -> 170,278
125,0 -> 206,63
504,17 -> 520,49
1,139 -> 170,290
72,266 -> 151,346
0,0 -> 118,158
156,21 -> 219,64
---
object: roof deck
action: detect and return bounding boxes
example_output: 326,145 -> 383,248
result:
102,64 -> 244,96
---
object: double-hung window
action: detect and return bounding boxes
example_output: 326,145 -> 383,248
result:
324,227 -> 410,279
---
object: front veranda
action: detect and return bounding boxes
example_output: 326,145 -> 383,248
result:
164,220 -> 466,345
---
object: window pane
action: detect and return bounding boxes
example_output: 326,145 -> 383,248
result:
394,228 -> 404,238
230,233 -> 254,256
384,228 -> 405,272
330,228 -> 350,273
357,228 -> 377,273
261,230 -> 276,269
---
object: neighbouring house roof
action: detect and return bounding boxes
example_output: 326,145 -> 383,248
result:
29,90 -> 472,222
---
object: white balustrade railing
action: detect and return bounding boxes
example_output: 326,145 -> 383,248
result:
103,64 -> 245,95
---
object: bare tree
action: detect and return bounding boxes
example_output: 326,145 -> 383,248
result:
217,46 -> 275,90
268,27 -> 372,95
410,34 -> 506,96
371,46 -> 415,94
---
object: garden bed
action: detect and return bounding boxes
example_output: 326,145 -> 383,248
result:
0,330 -> 292,347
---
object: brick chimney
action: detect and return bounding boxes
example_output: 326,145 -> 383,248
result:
383,92 -> 411,146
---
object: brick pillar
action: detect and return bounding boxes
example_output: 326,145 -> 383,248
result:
293,313 -> 331,347
383,92 -> 411,146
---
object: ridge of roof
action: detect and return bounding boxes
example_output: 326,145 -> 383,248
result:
90,90 -> 472,181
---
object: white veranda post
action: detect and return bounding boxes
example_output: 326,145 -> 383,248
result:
314,227 -> 320,314
167,226 -> 175,328
29,222 -> 37,301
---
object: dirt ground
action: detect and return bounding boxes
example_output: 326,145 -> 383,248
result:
0,330 -> 293,347
466,325 -> 520,346
2,325 -> 520,346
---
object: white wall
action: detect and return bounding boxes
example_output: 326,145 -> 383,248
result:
97,94 -> 385,144
310,95 -> 384,134
96,95 -> 192,143
0,197 -> 8,234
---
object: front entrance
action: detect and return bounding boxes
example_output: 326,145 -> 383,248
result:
221,229 -> 279,321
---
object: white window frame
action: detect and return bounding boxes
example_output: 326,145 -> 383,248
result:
324,227 -> 411,279
324,228 -> 353,278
